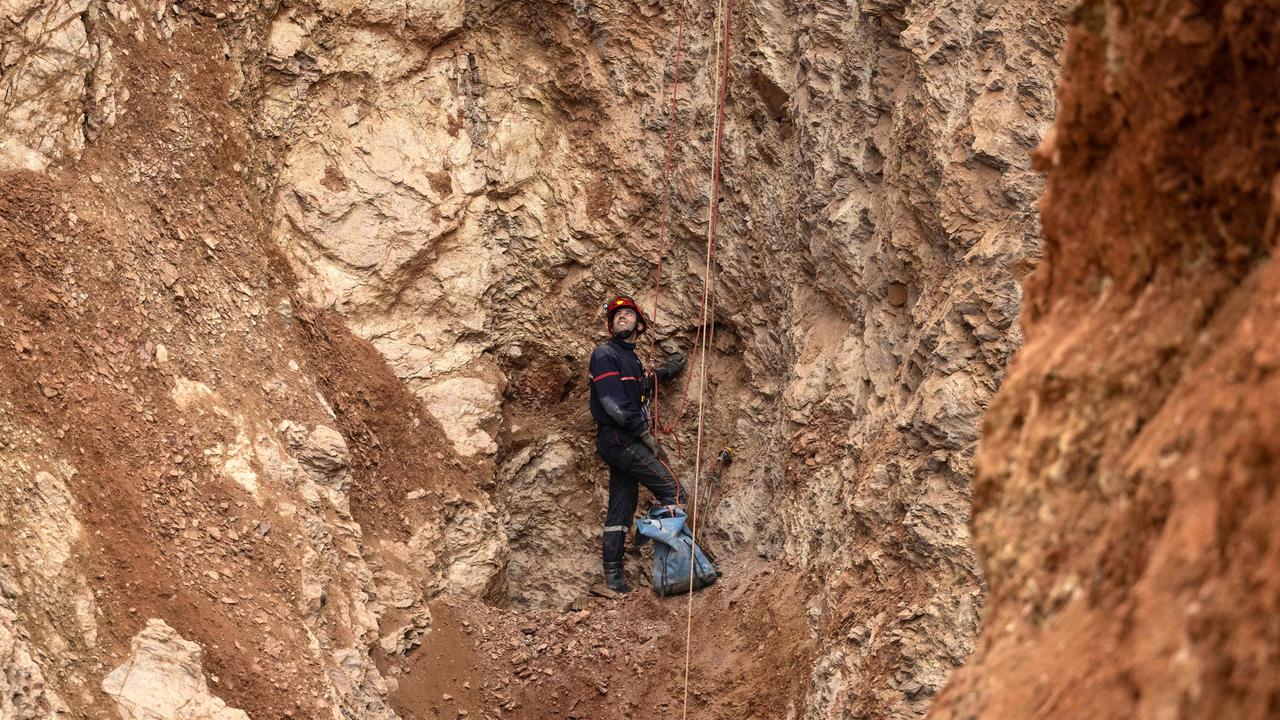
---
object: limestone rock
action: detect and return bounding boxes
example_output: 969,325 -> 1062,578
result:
0,605 -> 69,718
293,424 -> 351,481
101,619 -> 249,720
0,0 -> 94,170
377,608 -> 432,655
419,377 -> 502,458
327,648 -> 396,720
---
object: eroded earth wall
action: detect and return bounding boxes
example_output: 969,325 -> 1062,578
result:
3,0 -> 1066,717
932,2 -> 1280,718
2,7 -> 502,718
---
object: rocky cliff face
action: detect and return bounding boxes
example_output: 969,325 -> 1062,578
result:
931,1 -> 1280,718
2,0 -> 1066,717
260,0 -> 1066,714
778,2 -> 1064,713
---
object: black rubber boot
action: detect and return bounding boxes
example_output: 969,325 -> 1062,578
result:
603,561 -> 632,594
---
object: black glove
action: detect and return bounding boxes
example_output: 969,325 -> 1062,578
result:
639,431 -> 668,462
662,351 -> 686,377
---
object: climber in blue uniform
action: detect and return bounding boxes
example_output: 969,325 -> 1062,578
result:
588,295 -> 686,594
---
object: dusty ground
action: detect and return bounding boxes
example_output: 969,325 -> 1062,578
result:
385,559 -> 814,720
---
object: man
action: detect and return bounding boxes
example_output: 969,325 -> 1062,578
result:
588,295 -> 687,594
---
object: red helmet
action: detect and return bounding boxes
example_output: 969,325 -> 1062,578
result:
604,295 -> 648,336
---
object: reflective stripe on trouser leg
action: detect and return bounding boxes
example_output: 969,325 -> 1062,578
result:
603,459 -> 640,565
602,525 -> 628,565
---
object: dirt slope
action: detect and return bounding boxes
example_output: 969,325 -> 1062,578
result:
0,21 -> 495,715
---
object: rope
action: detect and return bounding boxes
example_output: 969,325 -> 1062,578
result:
647,0 -> 689,345
645,0 -> 696,504
644,0 -> 727,456
681,0 -> 734,714
647,0 -> 692,444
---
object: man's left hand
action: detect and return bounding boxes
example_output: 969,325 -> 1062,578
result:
640,431 -> 669,463
663,351 -> 686,376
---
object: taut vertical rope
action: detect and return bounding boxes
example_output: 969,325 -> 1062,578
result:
681,0 -> 734,714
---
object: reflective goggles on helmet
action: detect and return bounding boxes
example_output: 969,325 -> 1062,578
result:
604,295 -> 648,336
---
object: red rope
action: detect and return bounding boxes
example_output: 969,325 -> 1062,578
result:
682,0 -> 734,714
689,0 -> 734,530
648,0 -> 690,338
647,0 -> 691,443
649,0 -> 733,473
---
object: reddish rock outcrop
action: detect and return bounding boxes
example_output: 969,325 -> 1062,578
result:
932,1 -> 1280,717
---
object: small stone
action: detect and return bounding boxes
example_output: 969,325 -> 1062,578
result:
158,261 -> 179,288
887,282 -> 909,306
90,174 -> 103,184
903,681 -> 928,699
154,343 -> 169,363
406,489 -> 427,501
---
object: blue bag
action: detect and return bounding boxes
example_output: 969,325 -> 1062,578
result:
635,506 -> 718,596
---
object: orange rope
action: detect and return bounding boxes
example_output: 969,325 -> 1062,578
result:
646,0 -> 713,474
647,0 -> 690,341
682,0 -> 733,714
647,0 -> 692,443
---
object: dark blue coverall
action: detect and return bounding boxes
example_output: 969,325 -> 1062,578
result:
588,338 -> 685,565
